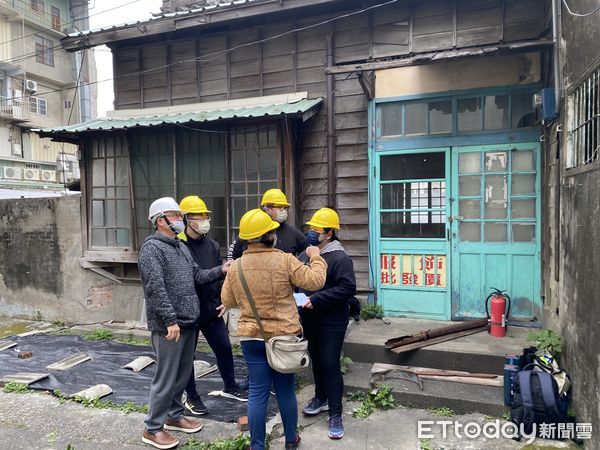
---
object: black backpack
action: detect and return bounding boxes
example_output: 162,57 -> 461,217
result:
510,363 -> 570,440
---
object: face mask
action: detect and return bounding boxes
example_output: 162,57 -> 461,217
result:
275,209 -> 288,223
306,230 -> 325,246
191,220 -> 210,235
170,220 -> 186,234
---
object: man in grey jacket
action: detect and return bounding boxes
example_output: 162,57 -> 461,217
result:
139,197 -> 232,449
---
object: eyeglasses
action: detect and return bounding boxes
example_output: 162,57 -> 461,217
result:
266,205 -> 289,210
187,215 -> 211,221
164,212 -> 183,219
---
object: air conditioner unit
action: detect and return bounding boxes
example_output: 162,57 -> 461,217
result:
23,168 -> 41,181
1,166 -> 22,180
41,169 -> 56,183
25,79 -> 38,92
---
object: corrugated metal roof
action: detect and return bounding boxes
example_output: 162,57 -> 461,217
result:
37,97 -> 323,136
68,0 -> 263,38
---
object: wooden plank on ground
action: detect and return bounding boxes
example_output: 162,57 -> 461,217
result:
390,326 -> 487,353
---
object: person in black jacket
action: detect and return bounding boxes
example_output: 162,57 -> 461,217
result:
227,188 -> 308,260
298,207 -> 356,441
178,196 -> 248,418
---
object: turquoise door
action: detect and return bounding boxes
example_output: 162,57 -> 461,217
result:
450,143 -> 541,322
376,149 -> 451,320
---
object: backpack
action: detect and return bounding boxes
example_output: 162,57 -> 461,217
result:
510,363 -> 570,440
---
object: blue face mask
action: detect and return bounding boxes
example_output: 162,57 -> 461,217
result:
306,230 -> 321,246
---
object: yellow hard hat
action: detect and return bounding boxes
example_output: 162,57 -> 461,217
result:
260,188 -> 290,206
306,207 -> 340,230
239,208 -> 280,240
179,195 -> 211,214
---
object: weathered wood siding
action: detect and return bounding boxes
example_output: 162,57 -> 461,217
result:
111,0 -> 548,291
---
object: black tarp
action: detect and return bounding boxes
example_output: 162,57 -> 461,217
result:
0,334 -> 277,423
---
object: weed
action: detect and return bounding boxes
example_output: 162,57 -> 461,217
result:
117,334 -> 150,346
346,391 -> 366,402
35,311 -> 43,321
66,445 -> 75,450
196,342 -> 213,353
3,382 -> 31,394
52,320 -> 66,328
340,355 -> 353,374
527,329 -> 562,359
52,328 -> 73,336
47,431 -> 57,445
83,328 -> 113,341
501,411 -> 511,421
180,434 -> 250,449
231,343 -> 243,357
360,304 -> 384,321
428,406 -> 455,417
567,408 -> 576,419
351,385 -> 396,418
419,438 -> 433,450
52,389 -> 148,414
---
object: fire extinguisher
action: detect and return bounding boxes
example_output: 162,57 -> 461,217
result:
485,288 -> 511,337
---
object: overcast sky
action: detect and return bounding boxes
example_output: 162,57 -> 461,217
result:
89,0 -> 162,117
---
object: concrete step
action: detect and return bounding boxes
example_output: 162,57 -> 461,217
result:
344,317 -> 534,375
344,361 -> 507,417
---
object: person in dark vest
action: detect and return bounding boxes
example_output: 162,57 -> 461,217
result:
297,207 -> 357,441
227,188 -> 308,260
177,195 -> 248,418
138,197 -> 231,450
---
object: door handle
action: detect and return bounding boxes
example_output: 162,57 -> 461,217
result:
447,216 -> 464,223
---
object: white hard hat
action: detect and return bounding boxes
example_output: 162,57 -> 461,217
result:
148,197 -> 186,222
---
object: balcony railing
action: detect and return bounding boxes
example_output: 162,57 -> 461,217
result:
0,95 -> 30,122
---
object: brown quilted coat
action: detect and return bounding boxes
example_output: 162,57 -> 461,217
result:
221,243 -> 327,339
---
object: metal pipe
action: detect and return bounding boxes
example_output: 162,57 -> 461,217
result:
551,0 -> 561,109
326,32 -> 336,207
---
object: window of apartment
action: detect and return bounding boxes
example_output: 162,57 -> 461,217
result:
29,97 -> 47,115
51,6 -> 61,31
567,67 -> 600,168
35,35 -> 54,66
31,0 -> 44,12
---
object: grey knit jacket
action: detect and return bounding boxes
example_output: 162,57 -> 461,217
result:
138,232 -> 224,333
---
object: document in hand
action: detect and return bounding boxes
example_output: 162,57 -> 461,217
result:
293,292 -> 309,307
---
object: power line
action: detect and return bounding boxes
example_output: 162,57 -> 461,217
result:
562,0 -> 600,16
6,0 -> 399,103
0,0 -> 146,47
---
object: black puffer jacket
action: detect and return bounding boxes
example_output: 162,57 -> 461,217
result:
181,233 -> 223,324
138,233 -> 224,333
298,240 -> 357,331
227,222 -> 309,260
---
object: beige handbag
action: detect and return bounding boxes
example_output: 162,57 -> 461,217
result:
237,261 -> 310,374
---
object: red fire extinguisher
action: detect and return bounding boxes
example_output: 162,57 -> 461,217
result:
485,288 -> 511,337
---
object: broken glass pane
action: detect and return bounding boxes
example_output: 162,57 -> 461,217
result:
458,97 -> 482,132
512,93 -> 536,128
429,101 -> 452,134
484,95 -> 509,130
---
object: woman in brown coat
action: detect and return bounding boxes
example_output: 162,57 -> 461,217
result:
221,208 -> 327,450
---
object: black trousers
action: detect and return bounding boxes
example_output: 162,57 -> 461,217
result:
304,321 -> 346,417
185,317 -> 237,400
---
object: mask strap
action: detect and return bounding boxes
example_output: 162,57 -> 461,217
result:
161,213 -> 178,235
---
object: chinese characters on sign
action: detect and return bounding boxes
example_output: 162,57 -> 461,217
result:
380,254 -> 446,288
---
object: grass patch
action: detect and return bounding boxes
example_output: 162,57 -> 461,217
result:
428,406 -> 455,417
360,304 -> 384,321
82,328 -> 113,341
180,434 -> 250,450
53,390 -> 148,414
196,342 -> 213,353
3,382 -> 31,394
419,438 -> 433,450
116,334 -> 151,346
349,385 -> 396,419
501,411 -> 511,421
51,328 -> 73,336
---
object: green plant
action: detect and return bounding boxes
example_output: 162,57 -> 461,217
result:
52,328 -> 73,336
567,408 -> 576,419
501,411 -> 511,421
527,329 -> 562,359
52,320 -> 66,328
3,382 -> 31,394
35,310 -> 43,321
231,343 -> 243,357
52,389 -> 148,414
83,328 -> 113,341
180,434 -> 250,450
360,304 -> 384,321
428,406 -> 455,417
351,385 -> 396,418
117,334 -> 151,346
419,438 -> 433,450
196,342 -> 213,353
340,355 -> 353,374
346,391 -> 366,402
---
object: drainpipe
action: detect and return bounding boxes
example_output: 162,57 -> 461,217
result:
326,33 -> 336,207
551,0 -> 561,110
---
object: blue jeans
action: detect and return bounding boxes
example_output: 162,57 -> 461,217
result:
185,317 -> 237,399
241,340 -> 298,450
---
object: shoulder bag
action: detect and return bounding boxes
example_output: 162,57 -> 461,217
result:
237,260 -> 310,374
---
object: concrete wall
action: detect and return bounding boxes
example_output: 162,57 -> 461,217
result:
0,196 -> 144,324
552,2 -> 600,446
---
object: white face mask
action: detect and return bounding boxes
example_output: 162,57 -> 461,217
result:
275,209 -> 288,223
191,219 -> 211,235
170,220 -> 186,234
